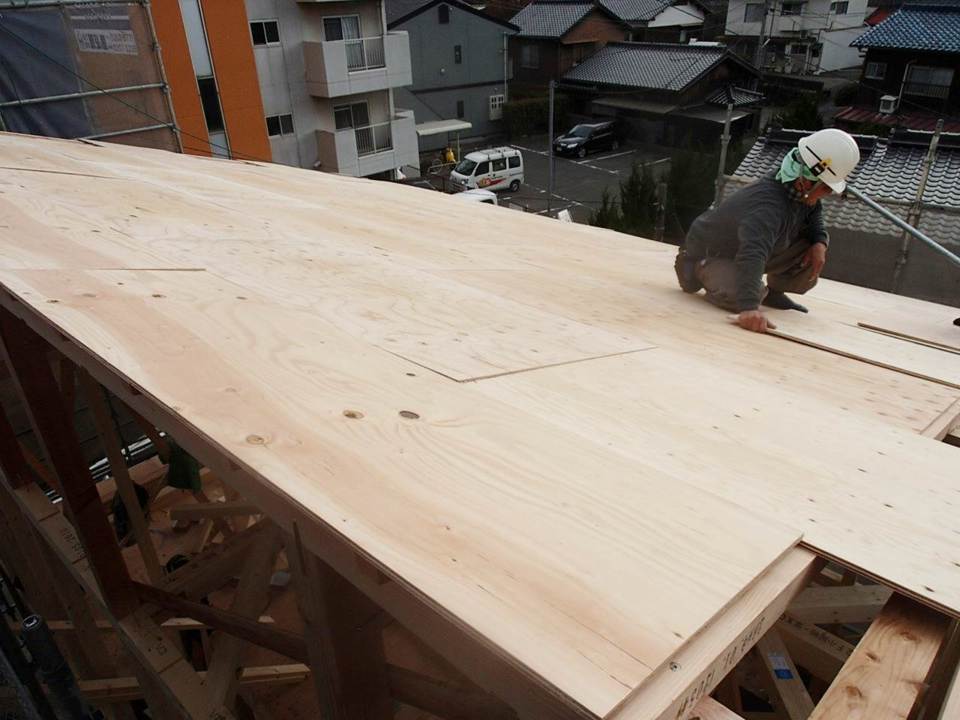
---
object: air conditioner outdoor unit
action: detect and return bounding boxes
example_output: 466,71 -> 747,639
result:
879,95 -> 898,114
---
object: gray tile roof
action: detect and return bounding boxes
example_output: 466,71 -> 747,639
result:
851,5 -> 960,53
731,128 -> 960,248
386,0 -> 432,24
510,2 -> 593,37
562,42 -> 730,91
599,0 -> 672,23
705,85 -> 764,106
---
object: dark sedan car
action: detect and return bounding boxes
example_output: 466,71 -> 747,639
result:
553,122 -> 621,158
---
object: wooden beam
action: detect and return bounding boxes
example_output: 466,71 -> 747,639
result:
134,582 -> 306,664
809,594 -> 950,720
203,524 -> 283,708
0,474 -> 236,719
80,664 -> 309,704
287,524 -> 394,720
608,548 -> 821,720
387,664 -> 517,720
788,584 -> 892,625
46,615 -> 275,633
0,311 -> 138,618
80,370 -> 164,585
161,518 -> 273,600
169,501 -> 260,522
777,615 -> 855,681
755,629 -> 815,720
689,697 -> 746,720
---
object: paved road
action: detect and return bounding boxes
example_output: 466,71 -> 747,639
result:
498,135 -> 670,224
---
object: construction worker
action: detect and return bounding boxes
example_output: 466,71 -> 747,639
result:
675,128 -> 861,333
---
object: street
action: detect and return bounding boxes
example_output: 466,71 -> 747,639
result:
498,134 -> 671,223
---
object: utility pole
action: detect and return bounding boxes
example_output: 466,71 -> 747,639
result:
503,33 -> 510,103
754,0 -> 772,70
547,79 -> 555,216
712,102 -> 734,209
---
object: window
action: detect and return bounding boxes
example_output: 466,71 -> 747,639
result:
492,158 -> 507,171
454,45 -> 462,64
829,1 -> 848,13
508,155 -> 520,168
489,94 -> 504,120
904,65 -> 954,98
456,100 -> 465,118
439,3 -> 449,23
197,76 -> 225,132
250,19 -> 280,46
865,61 -> 886,80
266,113 -> 294,137
743,3 -> 764,22
475,161 -> 489,174
780,3 -> 803,15
334,101 -> 369,129
520,43 -> 539,69
323,15 -> 361,41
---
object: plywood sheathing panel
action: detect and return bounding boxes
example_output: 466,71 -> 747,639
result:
0,266 -> 800,718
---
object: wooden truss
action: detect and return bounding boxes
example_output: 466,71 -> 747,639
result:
0,308 -> 957,720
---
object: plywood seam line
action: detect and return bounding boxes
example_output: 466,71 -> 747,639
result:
384,346 -> 661,383
768,329 -> 960,390
857,324 -> 960,356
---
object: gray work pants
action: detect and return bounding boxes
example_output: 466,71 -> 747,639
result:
694,241 -> 819,312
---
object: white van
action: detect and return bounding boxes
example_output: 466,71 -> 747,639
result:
450,147 -> 523,192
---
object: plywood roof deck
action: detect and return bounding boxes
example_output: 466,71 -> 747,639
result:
1,132 -> 959,718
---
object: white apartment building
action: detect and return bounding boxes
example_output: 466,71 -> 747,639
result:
245,0 -> 419,178
726,0 -> 868,74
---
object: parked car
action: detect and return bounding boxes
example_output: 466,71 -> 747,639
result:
553,121 -> 621,158
454,189 -> 499,205
450,147 -> 523,192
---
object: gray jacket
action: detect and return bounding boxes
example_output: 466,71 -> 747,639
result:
684,176 -> 828,311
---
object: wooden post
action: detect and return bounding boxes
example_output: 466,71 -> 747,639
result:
287,524 -> 394,720
0,308 -> 139,618
80,370 -> 165,585
203,524 -> 283,708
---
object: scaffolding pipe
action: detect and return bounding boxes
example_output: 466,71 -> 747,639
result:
0,83 -> 164,108
82,122 -> 173,140
845,185 -> 960,270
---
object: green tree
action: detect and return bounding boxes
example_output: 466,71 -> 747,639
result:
775,94 -> 823,131
589,188 -> 622,230
618,161 -> 657,237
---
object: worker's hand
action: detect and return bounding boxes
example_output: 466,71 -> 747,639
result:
737,309 -> 777,333
801,242 -> 827,278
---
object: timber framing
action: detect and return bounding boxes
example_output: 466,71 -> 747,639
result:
0,133 -> 957,720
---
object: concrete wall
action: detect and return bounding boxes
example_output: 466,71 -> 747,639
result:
394,2 -> 512,149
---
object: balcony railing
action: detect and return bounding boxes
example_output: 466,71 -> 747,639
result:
343,36 -> 386,72
354,121 -> 393,156
902,82 -> 950,99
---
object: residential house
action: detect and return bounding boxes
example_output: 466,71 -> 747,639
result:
723,0 -> 869,74
0,0 -> 179,152
236,0 -> 418,178
386,0 -> 518,154
835,3 -> 960,132
152,0 -> 271,160
561,42 -> 761,144
509,2 -> 628,86
600,0 -> 722,41
729,127 -> 960,305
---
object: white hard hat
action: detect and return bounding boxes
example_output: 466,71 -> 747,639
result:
797,128 -> 860,193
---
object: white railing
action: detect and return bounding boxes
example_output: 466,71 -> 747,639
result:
343,36 -> 386,72
354,120 -> 393,156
